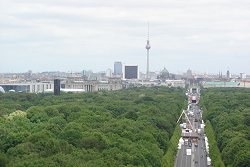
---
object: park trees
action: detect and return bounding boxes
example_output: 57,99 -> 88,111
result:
201,88 -> 250,167
0,87 -> 185,166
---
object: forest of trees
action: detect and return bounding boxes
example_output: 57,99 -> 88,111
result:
201,88 -> 250,167
0,87 -> 185,167
204,120 -> 225,167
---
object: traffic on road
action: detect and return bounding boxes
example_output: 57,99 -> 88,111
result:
175,87 -> 211,167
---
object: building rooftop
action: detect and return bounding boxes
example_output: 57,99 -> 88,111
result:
204,82 -> 240,86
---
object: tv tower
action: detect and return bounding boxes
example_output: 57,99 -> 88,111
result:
145,23 -> 151,80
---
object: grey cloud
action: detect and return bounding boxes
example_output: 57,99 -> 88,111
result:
0,0 -> 249,74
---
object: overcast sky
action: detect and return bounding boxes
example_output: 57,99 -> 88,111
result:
0,0 -> 250,74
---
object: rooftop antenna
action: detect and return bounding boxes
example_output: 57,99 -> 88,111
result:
145,22 -> 151,80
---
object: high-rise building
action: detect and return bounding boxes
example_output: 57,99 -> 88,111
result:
54,79 -> 61,95
114,62 -> 122,76
124,65 -> 139,79
226,70 -> 230,79
82,70 -> 88,80
106,68 -> 112,78
187,69 -> 193,79
218,71 -> 223,79
240,73 -> 246,80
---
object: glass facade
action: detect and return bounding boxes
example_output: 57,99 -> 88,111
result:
125,66 -> 138,79
114,62 -> 122,75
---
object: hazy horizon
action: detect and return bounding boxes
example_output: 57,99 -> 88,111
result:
1,0 -> 250,74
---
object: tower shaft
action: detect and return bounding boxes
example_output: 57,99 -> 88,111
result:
145,23 -> 151,80
147,49 -> 149,79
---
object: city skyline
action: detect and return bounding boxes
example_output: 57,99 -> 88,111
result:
1,0 -> 250,74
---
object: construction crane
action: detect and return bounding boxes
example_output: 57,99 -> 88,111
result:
177,109 -> 194,130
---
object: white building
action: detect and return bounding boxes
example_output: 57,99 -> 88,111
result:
165,80 -> 186,88
65,78 -> 122,92
106,69 -> 112,78
240,73 -> 247,80
0,82 -> 53,93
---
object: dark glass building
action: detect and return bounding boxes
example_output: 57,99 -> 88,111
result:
124,66 -> 138,79
54,79 -> 61,95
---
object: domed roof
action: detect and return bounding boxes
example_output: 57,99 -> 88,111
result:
158,67 -> 170,80
0,86 -> 5,93
161,67 -> 169,75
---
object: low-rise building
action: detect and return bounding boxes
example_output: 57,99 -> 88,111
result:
0,81 -> 53,93
203,81 -> 240,88
165,80 -> 186,88
65,78 -> 122,92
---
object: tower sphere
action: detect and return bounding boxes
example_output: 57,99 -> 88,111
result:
146,40 -> 151,49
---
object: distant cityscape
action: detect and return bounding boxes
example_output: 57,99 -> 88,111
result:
1,20 -> 249,94
0,61 -> 249,94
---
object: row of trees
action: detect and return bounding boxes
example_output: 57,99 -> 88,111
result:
205,120 -> 225,167
201,88 -> 250,167
0,87 -> 185,166
162,126 -> 181,167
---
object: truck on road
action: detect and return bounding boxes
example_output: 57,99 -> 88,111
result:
186,149 -> 191,155
207,157 -> 211,166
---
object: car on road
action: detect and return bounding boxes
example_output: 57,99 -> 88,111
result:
189,142 -> 192,147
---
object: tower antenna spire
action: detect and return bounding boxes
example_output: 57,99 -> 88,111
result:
145,22 -> 151,80
147,22 -> 149,40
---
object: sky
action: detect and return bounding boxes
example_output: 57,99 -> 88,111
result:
0,0 -> 250,74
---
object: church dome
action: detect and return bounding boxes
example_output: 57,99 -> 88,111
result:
161,67 -> 169,75
158,67 -> 170,80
